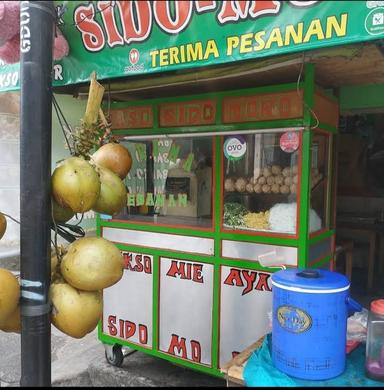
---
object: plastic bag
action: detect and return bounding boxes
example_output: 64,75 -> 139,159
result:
347,307 -> 368,342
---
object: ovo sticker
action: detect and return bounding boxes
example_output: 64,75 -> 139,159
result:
280,131 -> 299,153
224,136 -> 247,161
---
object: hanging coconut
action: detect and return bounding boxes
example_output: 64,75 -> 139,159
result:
49,279 -> 102,339
52,157 -> 101,213
52,198 -> 75,223
0,212 -> 6,240
92,142 -> 132,180
0,305 -> 20,333
60,236 -> 124,291
92,166 -> 127,216
0,268 -> 20,324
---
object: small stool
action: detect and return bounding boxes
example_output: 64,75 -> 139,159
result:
335,240 -> 354,282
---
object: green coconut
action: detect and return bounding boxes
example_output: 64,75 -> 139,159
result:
92,166 -> 127,216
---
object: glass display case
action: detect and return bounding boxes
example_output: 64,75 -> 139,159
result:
109,136 -> 213,228
222,130 -> 326,236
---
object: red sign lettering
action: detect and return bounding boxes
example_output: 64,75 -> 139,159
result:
218,0 -> 280,23
74,4 -> 105,51
107,315 -> 149,345
98,1 -> 124,47
110,106 -> 153,129
159,100 -> 216,127
166,260 -> 204,283
124,320 -> 136,339
223,268 -> 272,295
195,1 -> 216,13
74,1 -> 320,52
241,270 -> 257,295
222,91 -> 303,124
167,334 -> 201,363
116,1 -> 152,44
167,334 -> 188,359
123,252 -> 152,274
255,272 -> 271,291
190,340 -> 202,363
108,315 -> 117,336
154,1 -> 193,33
223,268 -> 244,287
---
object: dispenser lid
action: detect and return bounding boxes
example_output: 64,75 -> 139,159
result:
271,268 -> 350,293
371,299 -> 384,315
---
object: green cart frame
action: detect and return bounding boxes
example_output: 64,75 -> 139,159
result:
97,63 -> 338,378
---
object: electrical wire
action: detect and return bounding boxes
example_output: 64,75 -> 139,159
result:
0,212 -> 20,225
51,222 -> 85,243
1,208 -> 84,249
296,51 -> 320,130
71,2 -> 114,27
73,212 -> 84,226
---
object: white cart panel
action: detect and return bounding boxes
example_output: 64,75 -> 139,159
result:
103,251 -> 153,348
159,257 -> 214,366
219,265 -> 272,367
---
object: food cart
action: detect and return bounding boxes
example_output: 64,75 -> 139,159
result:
1,0 -> 383,381
97,66 -> 338,376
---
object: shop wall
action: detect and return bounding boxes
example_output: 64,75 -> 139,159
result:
0,93 -> 93,254
336,196 -> 384,219
0,92 -> 20,249
340,84 -> 384,113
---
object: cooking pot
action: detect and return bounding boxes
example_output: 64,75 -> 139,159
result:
270,268 -> 362,380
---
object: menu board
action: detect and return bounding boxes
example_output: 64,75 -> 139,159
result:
158,257 -> 214,365
103,251 -> 153,348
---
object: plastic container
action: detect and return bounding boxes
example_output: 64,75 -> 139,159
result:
365,299 -> 384,382
271,268 -> 362,380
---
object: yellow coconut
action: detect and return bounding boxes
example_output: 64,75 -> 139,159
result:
0,212 -> 6,240
52,157 -> 101,213
0,268 -> 20,324
92,142 -> 132,180
52,198 -> 75,223
49,279 -> 102,339
60,236 -> 123,291
92,166 -> 127,216
0,305 -> 21,333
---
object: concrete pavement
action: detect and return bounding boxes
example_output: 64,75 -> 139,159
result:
0,326 -> 226,387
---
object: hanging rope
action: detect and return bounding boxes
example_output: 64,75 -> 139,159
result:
107,79 -> 111,119
52,95 -> 75,156
0,212 -> 20,225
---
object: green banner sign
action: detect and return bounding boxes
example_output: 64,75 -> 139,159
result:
0,1 -> 383,92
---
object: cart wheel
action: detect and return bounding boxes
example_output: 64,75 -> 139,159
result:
104,344 -> 124,367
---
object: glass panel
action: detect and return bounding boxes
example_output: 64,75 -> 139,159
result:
310,132 -> 330,232
222,131 -> 300,235
109,136 -> 213,228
